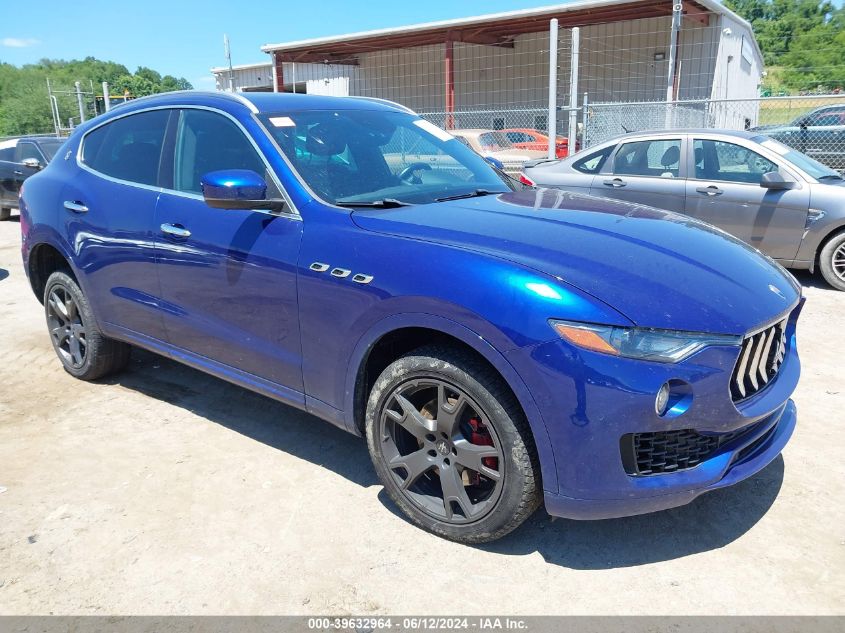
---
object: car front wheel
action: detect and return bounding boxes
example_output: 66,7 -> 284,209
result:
44,270 -> 131,380
819,230 -> 845,291
365,345 -> 541,543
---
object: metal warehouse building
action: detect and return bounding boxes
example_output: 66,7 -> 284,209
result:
212,0 -> 764,134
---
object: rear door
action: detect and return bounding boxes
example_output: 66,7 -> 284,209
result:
69,108 -> 173,340
590,136 -> 686,212
0,143 -> 17,207
684,137 -> 809,261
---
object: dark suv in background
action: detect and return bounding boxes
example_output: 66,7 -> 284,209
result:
752,104 -> 845,172
0,136 -> 64,220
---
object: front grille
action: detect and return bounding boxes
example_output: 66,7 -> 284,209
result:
730,318 -> 788,402
621,427 -> 751,476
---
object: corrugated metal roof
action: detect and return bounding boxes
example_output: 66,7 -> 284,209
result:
260,0 -> 760,64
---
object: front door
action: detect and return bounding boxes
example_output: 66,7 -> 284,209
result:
154,108 -> 304,392
684,138 -> 809,261
590,137 -> 687,212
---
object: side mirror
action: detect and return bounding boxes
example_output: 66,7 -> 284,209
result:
22,158 -> 42,170
201,169 -> 284,211
760,171 -> 797,190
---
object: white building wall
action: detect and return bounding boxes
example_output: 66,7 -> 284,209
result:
709,15 -> 764,127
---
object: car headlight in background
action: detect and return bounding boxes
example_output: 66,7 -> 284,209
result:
549,319 -> 741,363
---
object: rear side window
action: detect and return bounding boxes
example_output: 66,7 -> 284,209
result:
173,109 -> 266,194
613,139 -> 681,178
0,146 -> 13,162
572,145 -> 614,174
82,110 -> 170,186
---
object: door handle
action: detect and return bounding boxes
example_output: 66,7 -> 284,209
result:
160,223 -> 191,238
603,178 -> 626,188
13,170 -> 24,176
696,186 -> 723,196
63,200 -> 89,213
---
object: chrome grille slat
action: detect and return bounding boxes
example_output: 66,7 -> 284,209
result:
730,318 -> 788,402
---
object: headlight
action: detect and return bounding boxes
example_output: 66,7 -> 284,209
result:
549,319 -> 741,363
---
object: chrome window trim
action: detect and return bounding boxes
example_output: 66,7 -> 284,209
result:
76,103 -> 300,219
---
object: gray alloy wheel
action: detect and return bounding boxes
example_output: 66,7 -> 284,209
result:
46,284 -> 88,369
366,345 -> 541,543
43,270 -> 131,380
819,230 -> 845,292
378,377 -> 505,524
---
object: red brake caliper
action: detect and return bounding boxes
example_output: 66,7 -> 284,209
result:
467,417 -> 498,481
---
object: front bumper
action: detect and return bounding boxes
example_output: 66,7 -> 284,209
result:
505,303 -> 801,520
543,399 -> 795,519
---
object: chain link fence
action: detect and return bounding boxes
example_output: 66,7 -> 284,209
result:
583,94 -> 845,172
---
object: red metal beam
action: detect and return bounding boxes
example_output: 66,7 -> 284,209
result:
273,52 -> 284,93
445,35 -> 455,129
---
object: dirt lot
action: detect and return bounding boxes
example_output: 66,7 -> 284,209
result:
0,216 -> 843,616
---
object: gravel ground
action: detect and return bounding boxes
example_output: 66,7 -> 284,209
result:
0,216 -> 843,615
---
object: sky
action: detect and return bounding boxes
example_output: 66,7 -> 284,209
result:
0,0 -> 559,90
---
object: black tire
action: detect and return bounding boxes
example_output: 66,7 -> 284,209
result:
0,207 -> 11,221
44,270 -> 131,380
819,230 -> 845,291
365,345 -> 541,543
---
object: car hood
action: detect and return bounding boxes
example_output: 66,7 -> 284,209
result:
351,189 -> 800,335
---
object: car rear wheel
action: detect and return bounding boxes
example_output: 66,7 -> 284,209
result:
365,345 -> 540,543
0,207 -> 11,221
44,270 -> 131,380
819,230 -> 845,291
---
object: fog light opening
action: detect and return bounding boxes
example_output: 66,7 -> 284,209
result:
656,379 -> 693,418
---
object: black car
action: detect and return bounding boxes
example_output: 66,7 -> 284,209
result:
0,136 -> 65,220
752,104 -> 845,171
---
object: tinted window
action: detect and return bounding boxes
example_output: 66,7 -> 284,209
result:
505,132 -> 527,143
82,110 -> 169,186
573,145 -> 614,174
0,146 -> 14,162
693,139 -> 777,184
613,139 -> 681,178
478,132 -> 513,151
173,109 -> 266,194
17,142 -> 43,163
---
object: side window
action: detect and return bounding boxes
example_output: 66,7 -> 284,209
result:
505,132 -> 526,143
573,145 -> 614,174
613,139 -> 681,178
693,139 -> 777,184
82,110 -> 170,186
0,146 -> 14,162
173,109 -> 266,194
17,142 -> 43,164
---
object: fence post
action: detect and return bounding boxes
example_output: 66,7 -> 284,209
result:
581,92 -> 589,149
568,27 -> 580,157
102,82 -> 111,112
74,81 -> 86,124
547,19 -> 558,159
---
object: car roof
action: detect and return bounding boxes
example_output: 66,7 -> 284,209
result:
109,90 -> 412,116
613,128 -> 760,140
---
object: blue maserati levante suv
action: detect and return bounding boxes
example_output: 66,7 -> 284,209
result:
19,92 -> 802,542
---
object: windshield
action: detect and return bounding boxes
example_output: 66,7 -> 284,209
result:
753,135 -> 842,181
38,139 -> 64,161
259,110 -> 510,205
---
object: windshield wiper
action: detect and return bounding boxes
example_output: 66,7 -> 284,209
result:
335,198 -> 411,208
818,174 -> 844,181
435,189 -> 505,202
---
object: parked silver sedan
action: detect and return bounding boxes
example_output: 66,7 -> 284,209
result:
522,129 -> 845,290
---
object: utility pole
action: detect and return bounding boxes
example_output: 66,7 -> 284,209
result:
75,81 -> 86,124
102,81 -> 111,112
567,27 -> 580,158
224,34 -> 235,92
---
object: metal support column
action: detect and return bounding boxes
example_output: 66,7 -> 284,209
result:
547,18 -> 559,159
444,35 -> 455,130
567,26 -> 580,157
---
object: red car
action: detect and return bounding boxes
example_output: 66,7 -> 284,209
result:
502,128 -> 573,158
